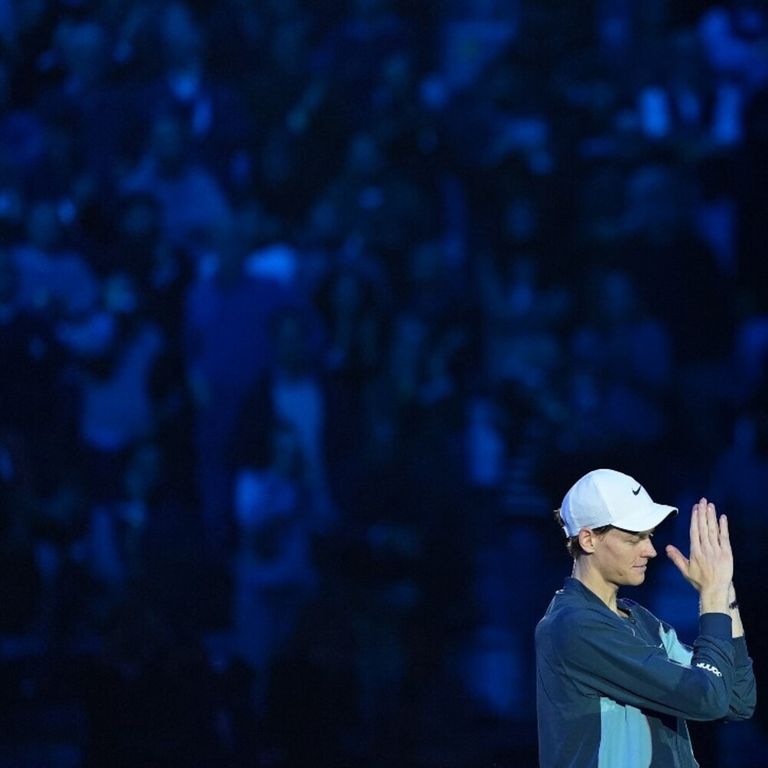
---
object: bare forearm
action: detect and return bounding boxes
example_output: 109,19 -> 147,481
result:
729,583 -> 745,639
700,586 -> 730,616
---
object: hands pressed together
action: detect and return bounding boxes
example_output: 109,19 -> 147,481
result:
666,498 -> 734,615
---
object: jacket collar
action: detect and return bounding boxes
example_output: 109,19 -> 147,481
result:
562,576 -> 634,618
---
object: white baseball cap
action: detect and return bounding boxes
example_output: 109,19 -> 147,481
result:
560,468 -> 677,537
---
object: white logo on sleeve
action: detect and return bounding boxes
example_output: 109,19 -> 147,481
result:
695,662 -> 723,678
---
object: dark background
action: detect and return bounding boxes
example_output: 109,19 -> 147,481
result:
1,0 -> 767,765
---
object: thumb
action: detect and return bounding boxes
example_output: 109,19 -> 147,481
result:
665,544 -> 689,576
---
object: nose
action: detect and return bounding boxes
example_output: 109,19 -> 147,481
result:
643,539 -> 658,559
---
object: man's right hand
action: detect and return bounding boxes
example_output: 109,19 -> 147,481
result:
665,498 -> 733,614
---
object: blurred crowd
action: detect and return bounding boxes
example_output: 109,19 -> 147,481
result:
2,0 -> 768,766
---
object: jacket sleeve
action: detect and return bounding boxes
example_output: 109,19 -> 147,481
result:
658,621 -> 756,722
725,637 -> 756,721
553,608 -> 736,721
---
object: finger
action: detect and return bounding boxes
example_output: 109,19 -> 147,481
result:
666,544 -> 690,576
696,498 -> 713,552
690,503 -> 702,556
706,502 -> 720,549
719,513 -> 731,551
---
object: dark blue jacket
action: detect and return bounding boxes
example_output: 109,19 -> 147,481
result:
536,578 -> 756,767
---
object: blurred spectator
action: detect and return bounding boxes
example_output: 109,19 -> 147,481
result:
11,198 -> 98,317
140,2 -> 253,192
477,251 -> 567,392
109,191 -> 190,315
617,162 -> 732,362
4,0 -> 59,107
699,0 -> 768,92
121,108 -> 232,258
228,419 -> 317,703
0,246 -> 68,445
561,267 -> 673,457
0,59 -> 45,187
233,305 -> 337,534
234,1 -> 343,219
78,442 -> 161,599
317,0 -> 412,131
36,15 -> 133,184
70,275 -> 165,504
465,395 -> 506,489
732,306 -> 768,403
314,259 -> 390,506
710,411 -> 768,567
183,228 -> 294,556
309,132 -> 434,258
737,62 -> 768,310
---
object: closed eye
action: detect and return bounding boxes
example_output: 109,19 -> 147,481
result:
626,531 -> 654,543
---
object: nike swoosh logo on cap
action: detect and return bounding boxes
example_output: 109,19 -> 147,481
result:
632,486 -> 641,495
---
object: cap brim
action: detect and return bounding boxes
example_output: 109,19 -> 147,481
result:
612,503 -> 678,533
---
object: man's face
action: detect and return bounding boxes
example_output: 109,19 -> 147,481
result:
591,528 -> 657,587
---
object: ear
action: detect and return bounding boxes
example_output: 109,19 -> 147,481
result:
577,528 -> 598,554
